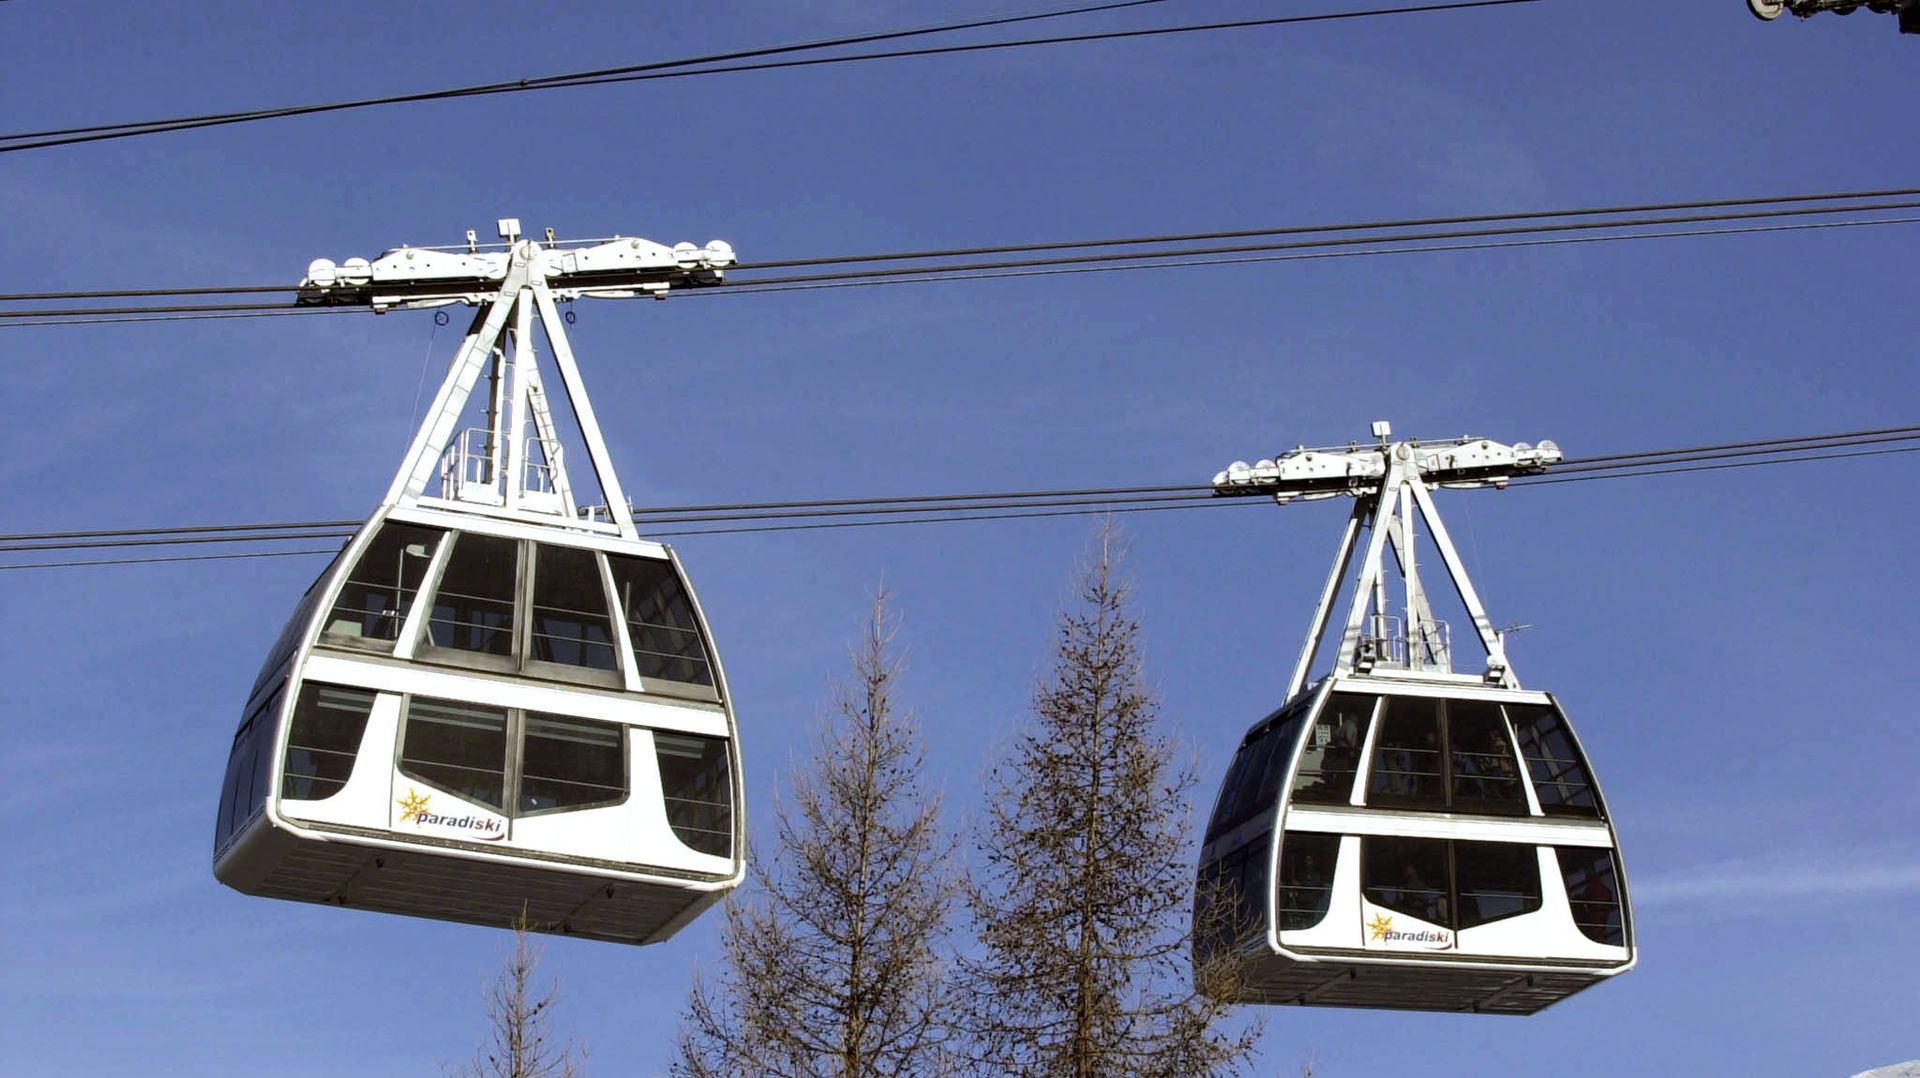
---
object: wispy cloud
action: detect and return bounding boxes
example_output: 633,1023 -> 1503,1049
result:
1634,847 -> 1920,917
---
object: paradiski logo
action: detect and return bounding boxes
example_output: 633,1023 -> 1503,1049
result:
396,787 -> 505,841
1367,912 -> 1452,947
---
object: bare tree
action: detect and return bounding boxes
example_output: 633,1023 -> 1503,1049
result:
961,527 -> 1258,1077
449,914 -> 584,1078
674,590 -> 960,1078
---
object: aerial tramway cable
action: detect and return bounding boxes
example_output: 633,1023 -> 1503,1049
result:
7,184 -> 1920,313
0,1 -> 1535,154
5,424 -> 1916,570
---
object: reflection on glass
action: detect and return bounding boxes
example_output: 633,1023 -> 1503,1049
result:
607,555 -> 714,687
429,534 -> 519,656
655,732 -> 732,855
530,546 -> 617,671
401,698 -> 509,810
1509,704 -> 1602,817
520,714 -> 625,813
283,684 -> 377,801
325,522 -> 442,648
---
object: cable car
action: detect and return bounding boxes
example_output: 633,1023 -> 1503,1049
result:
213,222 -> 746,944
1194,427 -> 1633,1013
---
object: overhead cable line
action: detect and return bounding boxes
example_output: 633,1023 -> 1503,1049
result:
9,184 -> 1918,308
5,424 -> 1914,569
0,0 -> 1533,154
0,0 -> 1169,150
8,199 -> 1920,328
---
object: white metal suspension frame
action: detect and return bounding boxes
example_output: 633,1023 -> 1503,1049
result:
1748,0 -> 1919,31
1212,422 -> 1562,698
298,218 -> 736,540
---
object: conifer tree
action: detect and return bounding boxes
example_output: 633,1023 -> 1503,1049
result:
961,529 -> 1256,1077
450,914 -> 584,1078
673,592 -> 959,1078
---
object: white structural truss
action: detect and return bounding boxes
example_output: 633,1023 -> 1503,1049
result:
299,218 -> 736,540
1213,422 -> 1562,699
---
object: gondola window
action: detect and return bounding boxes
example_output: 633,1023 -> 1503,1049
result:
401,698 -> 510,810
655,733 -> 732,856
519,714 -> 625,813
608,554 -> 715,688
282,685 -> 377,801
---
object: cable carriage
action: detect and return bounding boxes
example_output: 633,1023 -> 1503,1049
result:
1194,425 -> 1634,1013
213,221 -> 745,944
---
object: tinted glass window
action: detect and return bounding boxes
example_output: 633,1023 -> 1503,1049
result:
1206,711 -> 1300,843
1509,704 -> 1603,818
655,732 -> 732,856
428,534 -> 520,656
529,546 -> 617,671
1362,836 -> 1451,927
324,522 -> 442,649
607,555 -> 714,687
1557,847 -> 1626,946
216,723 -> 246,846
1278,832 -> 1340,931
1367,696 -> 1445,810
401,698 -> 509,810
252,561 -> 338,699
1447,700 -> 1528,815
1205,743 -> 1260,842
1292,693 -> 1372,805
1362,838 -> 1544,931
520,714 -> 625,813
1238,838 -> 1271,939
282,684 -> 377,802
1454,841 -> 1542,928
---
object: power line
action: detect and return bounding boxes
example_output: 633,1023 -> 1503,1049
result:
10,184 -> 1918,309
0,0 -> 1534,154
8,201 -> 1920,328
5,424 -> 1912,569
0,1 -> 1169,149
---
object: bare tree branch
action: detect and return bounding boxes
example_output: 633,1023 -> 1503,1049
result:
448,912 -> 585,1078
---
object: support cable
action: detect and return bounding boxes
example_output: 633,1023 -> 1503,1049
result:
4,424 -> 1914,568
8,184 -> 1920,310
0,1 -> 1532,154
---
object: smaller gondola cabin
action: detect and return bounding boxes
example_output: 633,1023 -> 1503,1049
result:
1197,430 -> 1631,1012
1195,675 -> 1632,1013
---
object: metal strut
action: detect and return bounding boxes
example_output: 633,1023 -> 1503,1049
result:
298,218 -> 736,538
1213,421 -> 1562,697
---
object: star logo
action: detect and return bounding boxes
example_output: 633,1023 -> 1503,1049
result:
1367,913 -> 1394,941
398,788 -> 431,824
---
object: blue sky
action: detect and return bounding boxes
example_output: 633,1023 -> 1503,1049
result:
2,2 -> 1917,1074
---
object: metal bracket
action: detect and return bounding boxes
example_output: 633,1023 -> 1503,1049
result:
1215,424 -> 1559,696
303,221 -> 734,538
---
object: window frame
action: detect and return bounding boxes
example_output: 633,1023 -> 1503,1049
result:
605,550 -> 723,702
320,522 -> 447,656
1360,836 -> 1544,932
394,694 -> 632,822
1290,691 -> 1378,807
280,682 -> 379,804
1362,695 -> 1531,816
652,730 -> 735,857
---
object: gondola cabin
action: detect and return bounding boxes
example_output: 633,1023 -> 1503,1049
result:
1195,675 -> 1631,1013
213,226 -> 745,943
1195,427 -> 1633,1012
